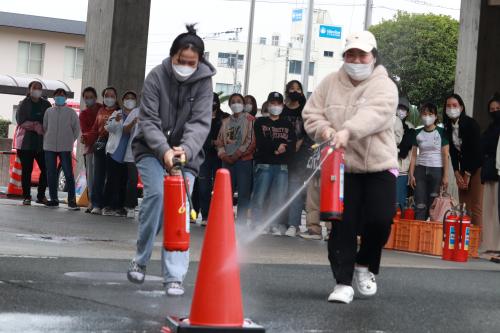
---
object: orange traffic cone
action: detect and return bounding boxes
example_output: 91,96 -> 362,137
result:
7,152 -> 23,197
163,168 -> 264,333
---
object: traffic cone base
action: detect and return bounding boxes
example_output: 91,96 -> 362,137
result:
162,317 -> 265,333
163,169 -> 265,332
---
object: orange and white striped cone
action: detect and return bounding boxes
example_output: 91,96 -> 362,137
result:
7,154 -> 23,197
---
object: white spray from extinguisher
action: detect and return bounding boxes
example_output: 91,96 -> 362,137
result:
238,143 -> 335,246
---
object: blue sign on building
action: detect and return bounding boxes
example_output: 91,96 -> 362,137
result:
319,25 -> 342,39
292,9 -> 303,22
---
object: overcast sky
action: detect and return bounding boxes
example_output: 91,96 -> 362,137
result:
0,0 -> 461,73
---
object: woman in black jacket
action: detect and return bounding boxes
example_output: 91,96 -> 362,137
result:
480,93 -> 500,254
443,93 -> 483,226
14,81 -> 52,205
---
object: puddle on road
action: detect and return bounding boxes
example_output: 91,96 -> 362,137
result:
16,233 -> 114,243
64,271 -> 162,282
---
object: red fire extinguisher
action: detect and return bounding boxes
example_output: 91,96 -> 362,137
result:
320,146 -> 344,221
442,206 -> 471,262
402,198 -> 415,220
163,158 -> 196,252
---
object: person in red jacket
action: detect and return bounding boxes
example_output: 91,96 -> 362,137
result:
79,87 -> 102,213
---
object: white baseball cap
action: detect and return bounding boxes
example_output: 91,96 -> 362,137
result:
343,31 -> 377,54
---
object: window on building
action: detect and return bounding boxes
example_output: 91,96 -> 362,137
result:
64,46 -> 84,79
324,51 -> 334,58
289,60 -> 301,75
272,35 -> 280,46
309,62 -> 315,76
215,83 -> 236,96
17,41 -> 45,75
259,37 -> 267,45
204,52 -> 210,61
217,52 -> 244,69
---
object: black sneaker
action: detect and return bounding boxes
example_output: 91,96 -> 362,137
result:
22,198 -> 31,206
68,200 -> 80,211
45,200 -> 59,207
35,197 -> 48,205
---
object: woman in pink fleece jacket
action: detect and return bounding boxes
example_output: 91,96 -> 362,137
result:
303,31 -> 398,304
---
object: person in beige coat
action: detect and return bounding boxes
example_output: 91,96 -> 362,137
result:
303,31 -> 398,304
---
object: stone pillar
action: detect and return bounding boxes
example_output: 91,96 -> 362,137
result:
77,0 -> 151,173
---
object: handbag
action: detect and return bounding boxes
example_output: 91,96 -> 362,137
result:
93,137 -> 107,152
429,191 -> 456,222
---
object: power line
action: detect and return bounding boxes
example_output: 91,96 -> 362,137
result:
399,0 -> 460,11
221,0 -> 365,7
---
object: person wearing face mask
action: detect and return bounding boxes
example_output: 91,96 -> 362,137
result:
244,95 -> 258,117
259,101 -> 269,118
303,31 -> 399,304
104,91 -> 140,217
79,86 -> 102,213
252,92 -> 296,233
479,93 -> 500,256
409,103 -> 449,221
14,81 -> 52,205
395,97 -> 415,209
128,25 -> 215,296
281,80 -> 311,237
443,93 -> 483,226
217,93 -> 256,224
43,88 -> 81,209
87,87 -> 120,215
197,93 -> 224,226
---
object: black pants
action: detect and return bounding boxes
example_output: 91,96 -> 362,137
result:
103,154 -> 127,209
328,171 -> 396,285
125,162 -> 138,209
17,149 -> 47,200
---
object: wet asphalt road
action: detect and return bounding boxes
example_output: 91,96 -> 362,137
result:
1,256 -> 499,333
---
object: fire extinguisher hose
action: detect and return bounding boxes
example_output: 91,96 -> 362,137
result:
172,158 -> 197,221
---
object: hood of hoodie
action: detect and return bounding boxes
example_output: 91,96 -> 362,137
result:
162,57 -> 217,85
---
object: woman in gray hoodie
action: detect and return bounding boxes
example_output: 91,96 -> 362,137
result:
43,88 -> 80,209
127,25 -> 215,296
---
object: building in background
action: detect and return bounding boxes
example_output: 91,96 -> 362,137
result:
0,12 -> 85,137
206,9 -> 344,111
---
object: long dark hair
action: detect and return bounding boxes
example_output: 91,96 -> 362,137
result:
285,80 -> 306,106
487,92 -> 500,119
170,24 -> 205,60
27,80 -> 42,97
443,93 -> 466,131
244,95 -> 258,117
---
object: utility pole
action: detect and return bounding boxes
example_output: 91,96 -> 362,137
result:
283,46 -> 290,89
301,0 -> 314,95
364,0 -> 373,30
233,50 -> 239,93
243,0 -> 256,96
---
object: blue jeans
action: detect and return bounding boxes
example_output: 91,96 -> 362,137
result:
223,159 -> 253,224
251,164 -> 288,227
287,170 -> 306,227
135,156 -> 195,283
396,175 -> 409,208
414,165 -> 442,221
45,151 -> 75,202
198,152 -> 220,220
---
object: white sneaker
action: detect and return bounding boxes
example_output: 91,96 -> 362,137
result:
298,231 -> 322,240
285,226 -> 297,237
271,226 -> 282,236
102,207 -> 115,216
328,284 -> 354,304
126,208 -> 135,219
166,282 -> 185,296
90,207 -> 102,215
353,266 -> 377,296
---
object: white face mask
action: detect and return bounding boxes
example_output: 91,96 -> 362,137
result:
343,61 -> 375,81
104,97 -> 116,108
244,104 -> 253,113
172,64 -> 196,82
269,105 -> 283,116
230,103 -> 244,114
123,99 -> 136,110
446,107 -> 461,119
31,89 -> 42,98
397,109 -> 407,120
421,115 -> 436,127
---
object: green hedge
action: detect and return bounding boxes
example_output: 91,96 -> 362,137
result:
0,119 -> 11,138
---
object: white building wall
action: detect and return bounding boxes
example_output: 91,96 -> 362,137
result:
0,26 -> 84,136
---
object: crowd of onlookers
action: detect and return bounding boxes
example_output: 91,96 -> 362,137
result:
13,78 -> 500,254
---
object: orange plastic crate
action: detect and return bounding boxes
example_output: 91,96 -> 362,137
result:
468,225 -> 481,258
394,219 -> 421,252
418,221 -> 443,256
384,219 -> 398,249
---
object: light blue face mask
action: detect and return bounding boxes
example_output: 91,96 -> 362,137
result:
54,96 -> 66,106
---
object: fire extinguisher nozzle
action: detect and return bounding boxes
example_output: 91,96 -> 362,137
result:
190,210 -> 197,221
